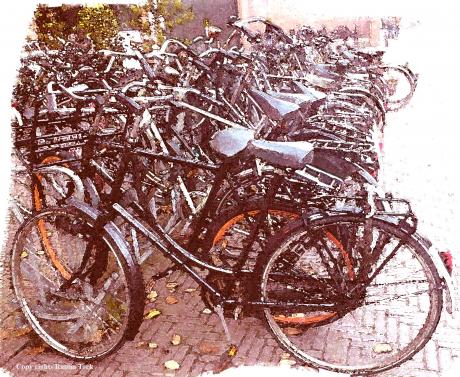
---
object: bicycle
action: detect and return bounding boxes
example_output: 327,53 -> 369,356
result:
10,105 -> 454,375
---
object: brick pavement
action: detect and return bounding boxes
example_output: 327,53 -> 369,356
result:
1,204 -> 459,377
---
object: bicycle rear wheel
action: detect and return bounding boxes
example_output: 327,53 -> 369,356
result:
10,206 -> 144,361
10,152 -> 85,224
259,215 -> 443,374
381,65 -> 417,111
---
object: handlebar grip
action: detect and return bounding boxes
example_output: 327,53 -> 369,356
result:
58,84 -> 90,101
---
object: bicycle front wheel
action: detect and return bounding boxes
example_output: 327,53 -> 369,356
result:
10,206 -> 144,361
259,215 -> 443,374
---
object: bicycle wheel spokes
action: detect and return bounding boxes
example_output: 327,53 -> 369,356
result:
209,209 -> 296,269
261,218 -> 443,374
264,230 -> 347,329
382,66 -> 415,111
12,209 -> 133,360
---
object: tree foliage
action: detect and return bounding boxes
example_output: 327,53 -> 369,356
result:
157,0 -> 194,32
76,5 -> 119,49
33,5 -> 73,48
33,1 -> 194,49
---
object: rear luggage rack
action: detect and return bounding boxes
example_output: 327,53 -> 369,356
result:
324,194 -> 417,233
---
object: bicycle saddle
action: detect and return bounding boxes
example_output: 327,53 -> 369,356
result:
301,73 -> 337,90
209,128 -> 255,157
356,48 -> 385,60
312,64 -> 342,80
266,89 -> 326,111
249,88 -> 300,121
247,139 -> 314,169
210,128 -> 314,169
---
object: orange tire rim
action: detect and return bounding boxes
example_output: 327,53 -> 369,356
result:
212,209 -> 355,326
33,156 -> 72,280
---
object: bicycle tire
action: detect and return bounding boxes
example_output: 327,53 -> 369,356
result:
199,198 -> 298,268
10,204 -> 145,361
381,65 -> 417,112
258,215 -> 443,374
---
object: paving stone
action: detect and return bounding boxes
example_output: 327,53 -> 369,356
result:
0,336 -> 29,366
189,361 -> 205,377
438,347 -> 454,372
424,340 -> 440,371
175,354 -> 196,377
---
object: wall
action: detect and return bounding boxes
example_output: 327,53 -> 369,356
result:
169,0 -> 238,40
237,0 -> 383,46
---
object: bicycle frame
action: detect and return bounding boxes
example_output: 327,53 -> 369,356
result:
70,138 -> 341,312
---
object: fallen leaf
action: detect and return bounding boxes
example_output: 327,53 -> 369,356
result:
148,342 -> 158,349
279,358 -> 296,366
144,309 -> 161,319
20,251 -> 28,259
36,250 -> 45,256
282,327 -> 302,336
202,308 -> 212,314
227,344 -> 238,357
171,334 -> 181,346
373,343 -> 392,354
184,288 -> 197,293
27,345 -> 46,356
198,340 -> 221,355
135,341 -> 146,348
164,360 -> 180,370
147,290 -> 158,302
165,296 -> 178,305
166,282 -> 178,293
281,352 -> 291,359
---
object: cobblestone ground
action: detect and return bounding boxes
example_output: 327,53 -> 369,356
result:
1,217 -> 459,377
2,40 -> 460,377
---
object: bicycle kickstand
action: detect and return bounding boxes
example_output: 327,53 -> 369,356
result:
215,304 -> 238,357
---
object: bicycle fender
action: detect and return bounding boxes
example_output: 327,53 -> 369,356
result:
66,198 -> 137,271
82,177 -> 101,207
34,165 -> 85,201
66,199 -> 144,340
413,232 -> 456,316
